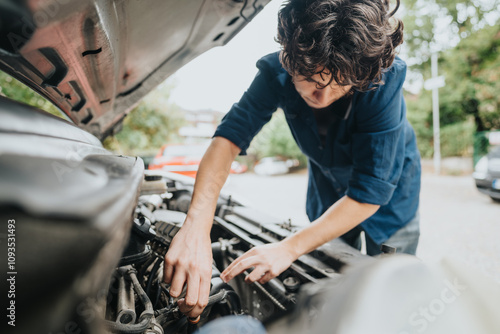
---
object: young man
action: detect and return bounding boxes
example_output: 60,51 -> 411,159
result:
163,0 -> 421,320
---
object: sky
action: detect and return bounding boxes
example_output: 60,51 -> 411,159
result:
168,0 -> 284,113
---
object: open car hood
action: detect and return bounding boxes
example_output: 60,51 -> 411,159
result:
0,0 -> 270,139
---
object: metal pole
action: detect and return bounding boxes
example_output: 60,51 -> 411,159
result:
431,53 -> 441,175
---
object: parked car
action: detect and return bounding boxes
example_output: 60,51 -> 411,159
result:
254,157 -> 299,176
473,145 -> 500,202
1,1 -> 499,334
149,143 -> 247,178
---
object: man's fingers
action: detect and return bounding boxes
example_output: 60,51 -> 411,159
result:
186,276 -> 211,318
222,251 -> 250,276
169,270 -> 186,298
184,273 -> 200,309
221,256 -> 260,282
177,298 -> 190,315
245,266 -> 267,284
164,262 -> 174,284
198,275 -> 211,308
258,271 -> 275,285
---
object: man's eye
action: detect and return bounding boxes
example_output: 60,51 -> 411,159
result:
315,83 -> 328,90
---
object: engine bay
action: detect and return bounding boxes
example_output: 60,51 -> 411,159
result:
100,172 -> 370,334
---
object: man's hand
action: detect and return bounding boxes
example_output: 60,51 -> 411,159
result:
220,242 -> 298,284
163,137 -> 240,318
164,223 -> 213,318
219,197 -> 379,286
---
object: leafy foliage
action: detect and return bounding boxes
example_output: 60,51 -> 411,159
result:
406,92 -> 475,158
441,24 -> 500,131
103,83 -> 186,156
403,0 -> 500,157
0,71 -> 64,118
403,0 -> 499,70
407,24 -> 500,128
247,109 -> 307,166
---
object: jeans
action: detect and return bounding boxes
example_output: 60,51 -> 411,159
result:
194,315 -> 266,334
340,211 -> 420,256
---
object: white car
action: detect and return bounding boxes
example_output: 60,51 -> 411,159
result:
473,145 -> 500,202
254,157 -> 290,176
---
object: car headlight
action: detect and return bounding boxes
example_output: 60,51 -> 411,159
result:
473,156 -> 489,180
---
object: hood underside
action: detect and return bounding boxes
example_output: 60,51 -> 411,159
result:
0,0 -> 271,139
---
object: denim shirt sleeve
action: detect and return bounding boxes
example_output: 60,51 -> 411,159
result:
346,59 -> 407,205
213,56 -> 280,155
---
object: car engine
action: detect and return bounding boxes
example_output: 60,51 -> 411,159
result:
96,171 -> 370,334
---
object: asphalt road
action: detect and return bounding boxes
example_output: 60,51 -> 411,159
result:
224,170 -> 500,283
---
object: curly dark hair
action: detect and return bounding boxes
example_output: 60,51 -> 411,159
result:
277,0 -> 404,91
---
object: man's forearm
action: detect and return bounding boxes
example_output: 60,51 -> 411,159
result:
282,196 -> 380,258
184,137 -> 240,231
164,137 -> 240,318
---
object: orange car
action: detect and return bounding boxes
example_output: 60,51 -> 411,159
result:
148,143 -> 247,178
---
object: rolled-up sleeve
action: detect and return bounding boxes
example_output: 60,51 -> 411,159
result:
213,58 -> 280,155
346,61 -> 407,205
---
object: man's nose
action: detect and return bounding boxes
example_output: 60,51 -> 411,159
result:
312,89 -> 325,104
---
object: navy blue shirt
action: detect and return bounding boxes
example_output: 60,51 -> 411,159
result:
214,52 -> 421,244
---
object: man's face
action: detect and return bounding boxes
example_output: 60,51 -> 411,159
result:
292,72 -> 352,109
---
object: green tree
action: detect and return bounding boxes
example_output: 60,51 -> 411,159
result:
403,0 -> 499,71
403,0 -> 500,126
103,82 -> 186,155
403,0 -> 500,157
405,23 -> 500,133
0,71 -> 64,118
248,109 -> 307,166
439,23 -> 500,131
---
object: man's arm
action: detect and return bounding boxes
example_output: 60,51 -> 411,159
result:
220,196 -> 380,284
164,136 -> 240,318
